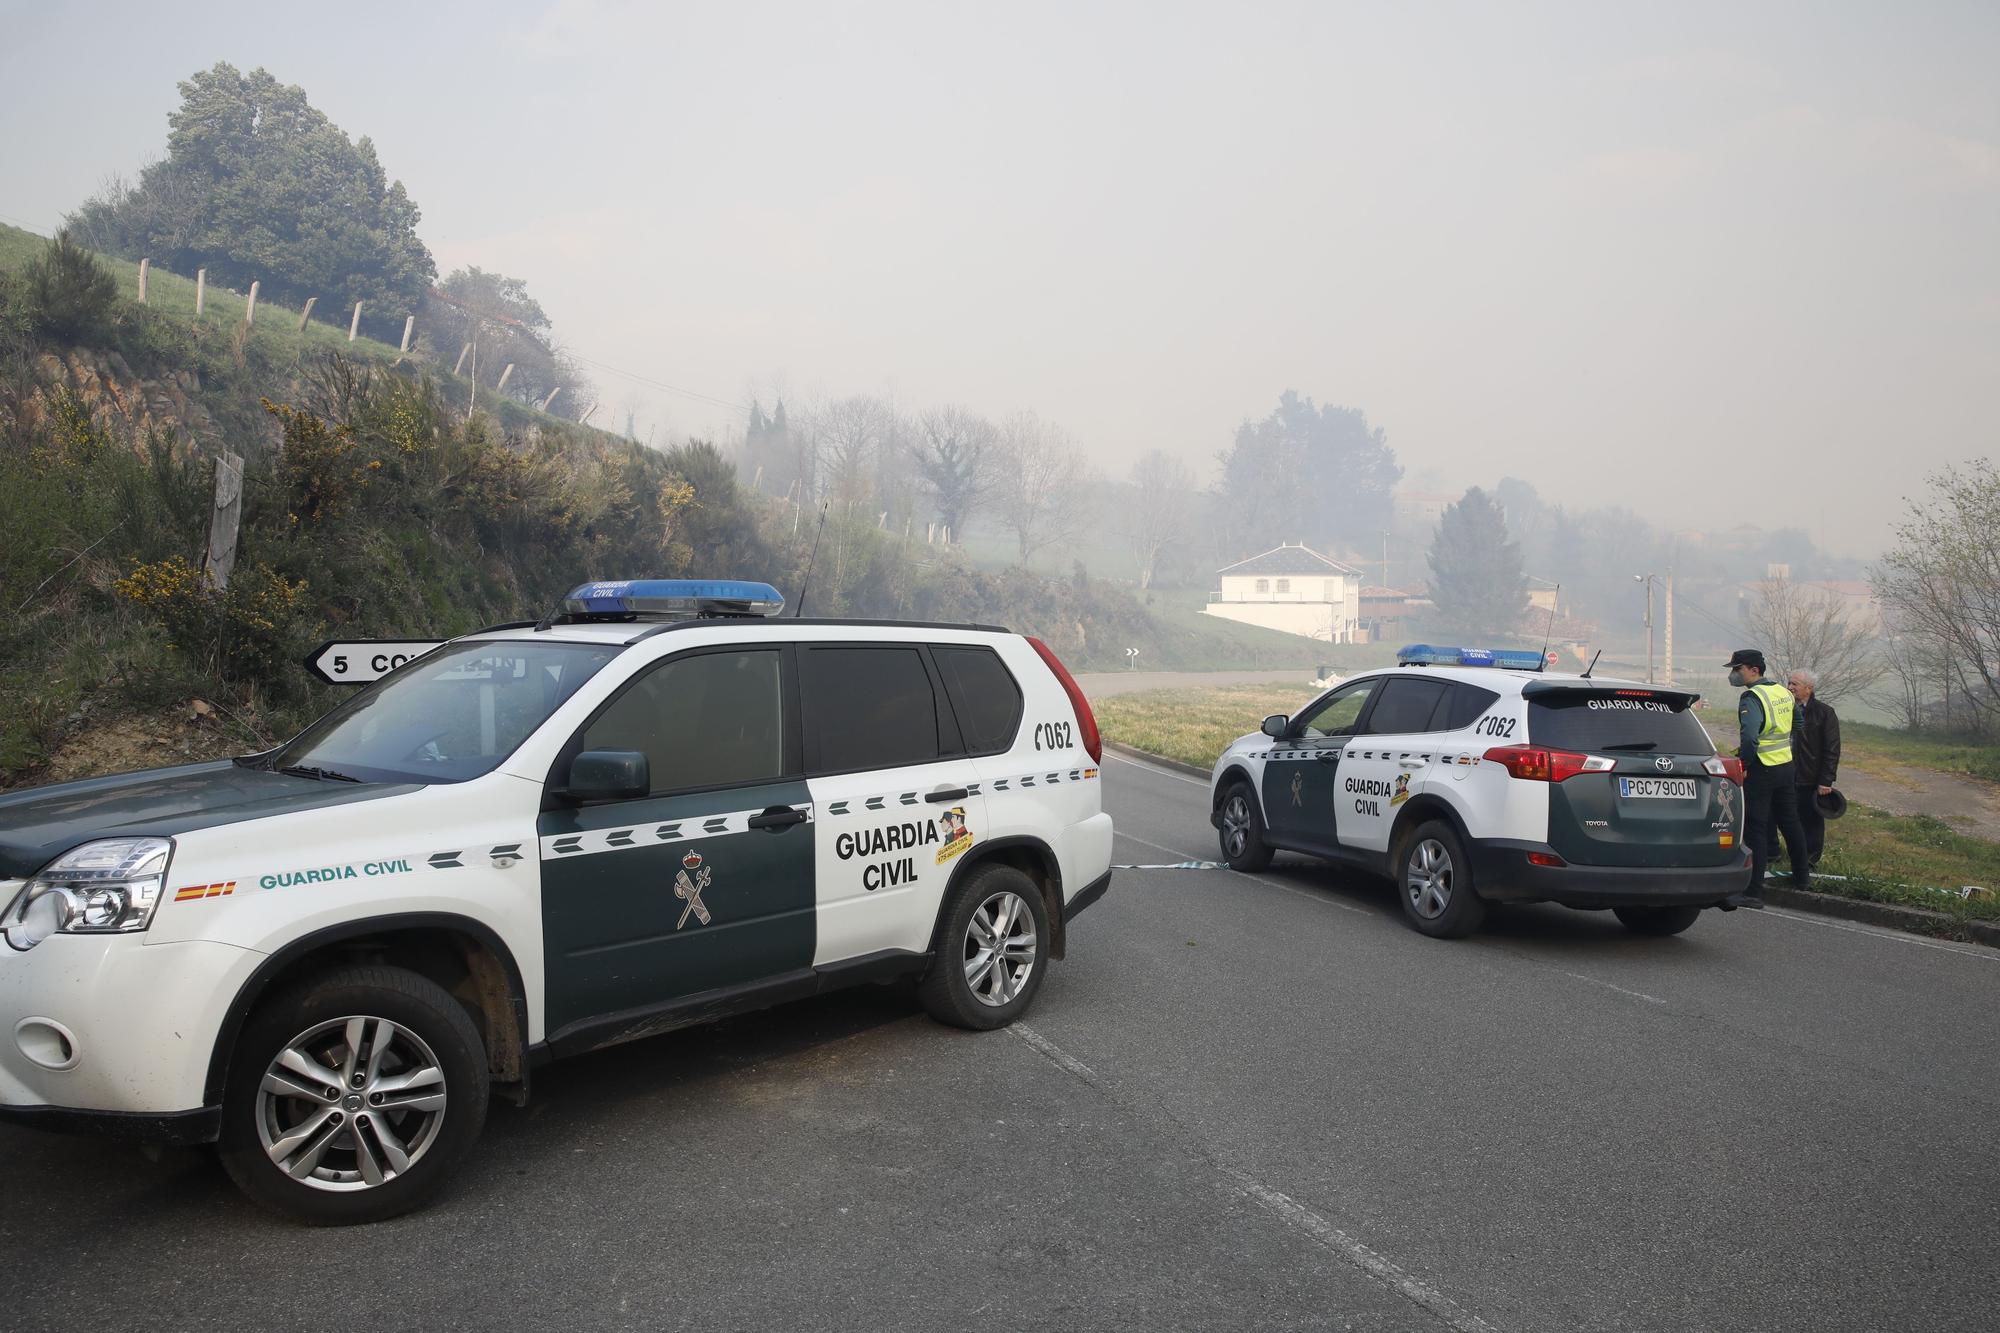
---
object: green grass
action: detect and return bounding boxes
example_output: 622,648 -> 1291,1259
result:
1809,806 -> 2000,927
1836,721 -> 2000,785
1096,683 -> 1321,770
0,223 -> 579,432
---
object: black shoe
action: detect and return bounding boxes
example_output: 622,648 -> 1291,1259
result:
1724,892 -> 1766,910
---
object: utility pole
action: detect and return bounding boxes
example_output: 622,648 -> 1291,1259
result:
1382,531 -> 1390,589
1635,572 -> 1657,683
1663,569 -> 1675,685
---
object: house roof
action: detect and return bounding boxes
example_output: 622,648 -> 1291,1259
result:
1216,544 -> 1363,577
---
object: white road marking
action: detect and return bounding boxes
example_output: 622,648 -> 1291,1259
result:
1011,1023 -> 1501,1333
1560,972 -> 1667,1005
1755,905 -> 2000,963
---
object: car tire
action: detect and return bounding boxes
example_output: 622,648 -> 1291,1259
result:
1394,820 -> 1486,938
1613,905 -> 1702,936
919,864 -> 1051,1031
1217,780 -> 1275,872
218,965 -> 489,1225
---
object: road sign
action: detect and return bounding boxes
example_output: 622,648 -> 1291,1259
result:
305,639 -> 444,685
1546,651 -> 1561,667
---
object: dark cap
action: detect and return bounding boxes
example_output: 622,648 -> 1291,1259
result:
1724,648 -> 1767,672
1816,787 -> 1847,820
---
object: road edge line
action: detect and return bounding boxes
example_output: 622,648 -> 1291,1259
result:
1010,1023 -> 1501,1333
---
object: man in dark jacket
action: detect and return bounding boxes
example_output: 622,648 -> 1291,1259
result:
1785,668 -> 1841,868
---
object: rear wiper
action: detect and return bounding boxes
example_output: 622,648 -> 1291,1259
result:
279,764 -> 362,783
1601,742 -> 1659,752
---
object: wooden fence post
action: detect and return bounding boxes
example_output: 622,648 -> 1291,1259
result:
296,296 -> 317,332
245,281 -> 259,325
137,258 -> 149,303
195,268 -> 205,315
348,301 -> 362,341
494,364 -> 515,394
400,316 -> 415,353
204,451 -> 244,591
539,386 -> 562,413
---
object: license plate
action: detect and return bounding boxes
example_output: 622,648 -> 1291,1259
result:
1619,777 -> 1697,800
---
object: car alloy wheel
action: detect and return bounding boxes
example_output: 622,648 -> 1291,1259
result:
1221,793 -> 1253,860
256,1014 -> 449,1191
1406,837 -> 1455,921
964,890 -> 1037,1007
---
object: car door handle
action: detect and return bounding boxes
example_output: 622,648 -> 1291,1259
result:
925,787 -> 970,803
747,805 -> 808,831
1316,752 -> 1340,763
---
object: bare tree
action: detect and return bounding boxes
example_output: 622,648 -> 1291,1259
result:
1743,575 -> 1885,704
805,396 -> 893,517
995,412 -> 1097,563
1874,460 -> 2000,729
911,406 -> 1000,542
1867,629 -> 1947,732
1125,450 -> 1197,589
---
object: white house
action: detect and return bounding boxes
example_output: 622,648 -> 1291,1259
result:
1204,543 -> 1366,643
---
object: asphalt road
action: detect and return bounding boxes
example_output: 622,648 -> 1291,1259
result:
3,753 -> 1997,1331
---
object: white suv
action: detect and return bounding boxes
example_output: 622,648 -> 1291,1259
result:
1208,645 -> 1749,939
0,580 -> 1113,1223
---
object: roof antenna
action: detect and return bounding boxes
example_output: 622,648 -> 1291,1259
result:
793,502 -> 829,617
1581,648 -> 1603,679
1538,584 -> 1560,670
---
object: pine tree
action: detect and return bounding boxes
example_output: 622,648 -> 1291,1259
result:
1426,487 -> 1528,641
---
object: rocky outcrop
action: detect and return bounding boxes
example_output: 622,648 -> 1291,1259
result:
15,348 -> 232,454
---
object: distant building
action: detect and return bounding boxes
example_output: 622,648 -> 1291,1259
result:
1205,544 -> 1366,644
1392,490 -> 1460,526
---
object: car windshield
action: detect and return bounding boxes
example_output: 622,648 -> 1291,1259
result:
1526,690 -> 1713,755
272,640 -> 621,784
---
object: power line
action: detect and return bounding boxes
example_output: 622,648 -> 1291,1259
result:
554,346 -> 749,416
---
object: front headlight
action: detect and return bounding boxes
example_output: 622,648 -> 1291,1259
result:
3,838 -> 172,951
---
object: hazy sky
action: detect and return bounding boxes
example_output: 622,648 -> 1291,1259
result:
3,1 -> 1995,556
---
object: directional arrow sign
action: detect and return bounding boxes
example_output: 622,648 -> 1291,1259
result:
305,639 -> 445,685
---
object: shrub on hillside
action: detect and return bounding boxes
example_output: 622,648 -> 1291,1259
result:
115,555 -> 309,687
22,231 -> 117,344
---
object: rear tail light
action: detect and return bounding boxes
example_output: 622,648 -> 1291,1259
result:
1482,746 -> 1615,783
1025,636 -> 1103,764
1526,851 -> 1567,868
1704,755 -> 1745,784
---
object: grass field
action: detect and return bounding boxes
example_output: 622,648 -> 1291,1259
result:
1096,683 -> 1321,770
1098,683 -> 2000,927
0,223 -> 574,430
1836,721 -> 2000,784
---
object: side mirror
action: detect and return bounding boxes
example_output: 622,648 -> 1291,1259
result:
565,749 -> 650,802
1261,714 -> 1290,739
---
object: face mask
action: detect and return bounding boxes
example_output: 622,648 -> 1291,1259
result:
1728,668 -> 1748,687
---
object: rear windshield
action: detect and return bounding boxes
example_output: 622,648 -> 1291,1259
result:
1526,690 -> 1712,755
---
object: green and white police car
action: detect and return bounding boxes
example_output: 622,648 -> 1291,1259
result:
0,580 -> 1114,1223
1209,645 -> 1751,938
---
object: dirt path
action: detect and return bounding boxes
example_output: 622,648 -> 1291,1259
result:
1834,762 -> 2000,841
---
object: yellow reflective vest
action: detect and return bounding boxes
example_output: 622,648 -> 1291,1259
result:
1746,680 -> 1795,767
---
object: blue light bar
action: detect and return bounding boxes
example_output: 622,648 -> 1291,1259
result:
1397,644 -> 1546,671
562,579 -> 785,619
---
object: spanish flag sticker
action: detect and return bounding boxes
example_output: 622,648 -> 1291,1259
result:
173,881 -> 237,903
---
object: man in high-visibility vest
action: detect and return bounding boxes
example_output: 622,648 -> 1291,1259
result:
1724,647 -> 1810,908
